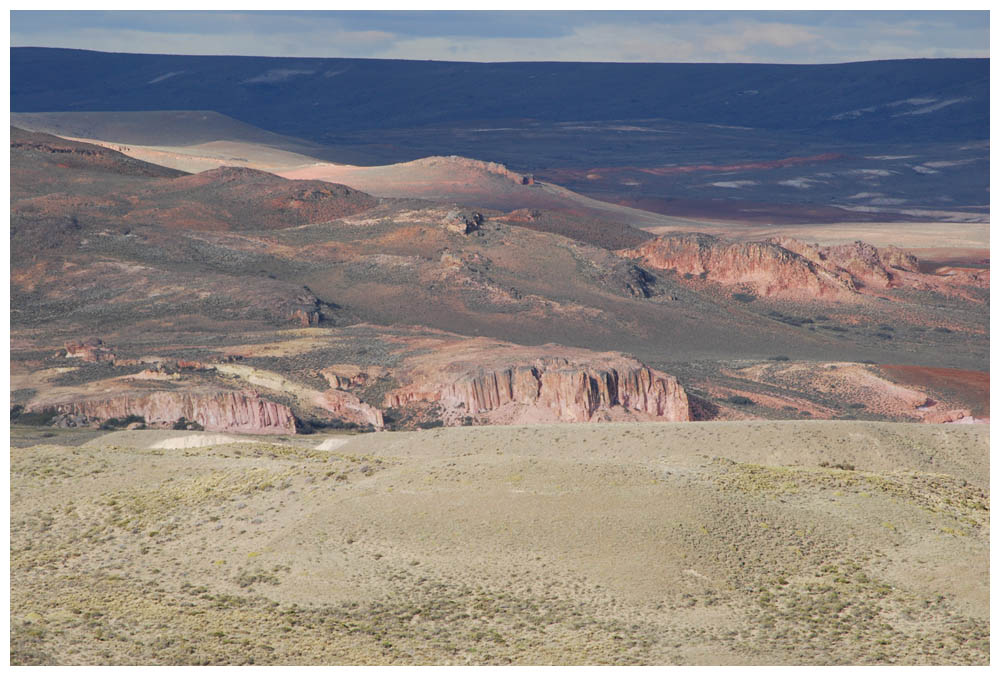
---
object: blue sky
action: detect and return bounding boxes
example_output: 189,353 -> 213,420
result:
10,10 -> 989,63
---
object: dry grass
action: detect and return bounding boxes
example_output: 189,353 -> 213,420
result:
10,421 -> 989,665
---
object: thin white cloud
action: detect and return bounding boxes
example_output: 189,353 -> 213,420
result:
10,14 -> 989,63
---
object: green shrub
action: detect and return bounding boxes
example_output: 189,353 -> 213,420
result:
100,414 -> 146,430
726,395 -> 754,406
10,408 -> 58,426
172,417 -> 205,431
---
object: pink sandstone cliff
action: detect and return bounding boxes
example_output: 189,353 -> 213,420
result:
767,237 -> 919,290
315,389 -> 384,429
30,389 -> 296,434
622,233 -> 855,300
381,338 -> 690,424
621,233 -> 968,301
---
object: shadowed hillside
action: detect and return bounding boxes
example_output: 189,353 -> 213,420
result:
12,49 -> 987,145
12,49 -> 988,224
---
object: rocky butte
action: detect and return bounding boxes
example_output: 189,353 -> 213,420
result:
27,389 -> 297,435
381,337 -> 690,425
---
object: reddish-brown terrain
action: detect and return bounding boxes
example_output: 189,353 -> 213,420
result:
9,129 -> 989,434
878,365 -> 990,419
623,232 -> 989,303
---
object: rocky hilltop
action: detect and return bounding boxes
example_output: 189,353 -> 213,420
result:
622,232 -> 855,300
622,232 -> 984,302
767,237 -> 919,290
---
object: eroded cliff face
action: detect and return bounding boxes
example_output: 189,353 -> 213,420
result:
621,233 -> 956,301
29,389 -> 296,434
315,389 -> 384,429
768,238 -> 919,290
212,363 -> 384,430
382,338 -> 690,424
622,233 -> 855,300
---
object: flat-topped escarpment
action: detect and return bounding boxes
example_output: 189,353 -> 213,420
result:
621,232 -> 987,302
382,337 -> 690,424
27,389 -> 296,435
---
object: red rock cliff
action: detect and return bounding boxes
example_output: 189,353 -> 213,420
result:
622,233 -> 855,300
31,389 -> 296,435
768,237 -> 919,290
383,338 -> 690,424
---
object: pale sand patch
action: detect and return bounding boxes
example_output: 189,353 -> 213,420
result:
314,437 -> 351,451
150,433 -> 243,450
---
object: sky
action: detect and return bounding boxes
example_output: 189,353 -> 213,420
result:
9,10 -> 990,64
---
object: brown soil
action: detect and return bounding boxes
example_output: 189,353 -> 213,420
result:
878,365 -> 990,418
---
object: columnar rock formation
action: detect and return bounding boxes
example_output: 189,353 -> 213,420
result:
30,389 -> 296,434
382,338 -> 690,424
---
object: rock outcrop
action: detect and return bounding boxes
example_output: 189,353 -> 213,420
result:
768,238 -> 919,290
65,338 -> 115,363
621,233 -> 950,301
382,337 -> 690,424
443,210 -> 484,234
28,389 -> 296,434
622,233 -> 854,300
316,389 -> 384,429
285,290 -> 326,327
320,364 -> 388,390
411,156 -> 534,187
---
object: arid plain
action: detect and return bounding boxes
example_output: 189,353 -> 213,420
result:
11,422 -> 988,665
